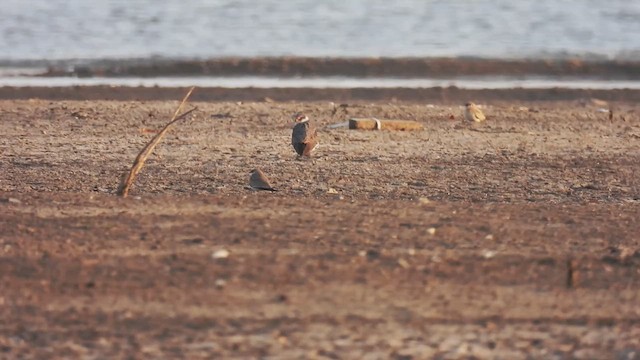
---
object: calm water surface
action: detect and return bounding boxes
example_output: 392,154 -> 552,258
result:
1,0 -> 639,61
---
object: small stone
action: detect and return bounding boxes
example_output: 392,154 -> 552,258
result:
438,337 -> 463,352
482,250 -> 497,259
573,348 -> 602,359
427,227 -> 436,236
589,98 -> 608,107
485,234 -> 494,240
214,279 -> 227,288
418,197 -> 431,204
8,198 -> 21,204
365,249 -> 380,260
277,336 -> 288,345
327,188 -> 338,194
558,343 -> 574,352
397,258 -> 410,268
212,249 -> 230,259
619,246 -> 637,260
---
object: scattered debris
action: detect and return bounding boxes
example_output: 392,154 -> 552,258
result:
138,128 -> 159,134
212,249 -> 230,259
0,198 -> 22,204
579,98 -> 608,108
590,98 -> 608,107
618,246 -> 638,261
331,103 -> 350,116
482,250 -> 497,259
348,118 -> 424,131
118,87 -> 198,197
360,249 -> 380,260
210,112 -> 233,119
326,121 -> 349,129
373,118 -> 382,130
70,111 -> 88,119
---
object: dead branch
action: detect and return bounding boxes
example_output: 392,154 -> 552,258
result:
118,87 -> 196,197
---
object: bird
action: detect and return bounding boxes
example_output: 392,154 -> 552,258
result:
248,168 -> 277,191
291,112 -> 318,157
464,102 -> 486,122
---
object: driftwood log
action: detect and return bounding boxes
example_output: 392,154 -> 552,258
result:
348,118 -> 423,131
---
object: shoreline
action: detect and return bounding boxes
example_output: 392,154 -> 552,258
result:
2,85 -> 640,103
2,56 -> 640,79
2,75 -> 640,91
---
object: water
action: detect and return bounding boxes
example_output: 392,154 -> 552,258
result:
1,0 -> 640,61
2,75 -> 640,90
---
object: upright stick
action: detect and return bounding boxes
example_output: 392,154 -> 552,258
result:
118,87 -> 196,197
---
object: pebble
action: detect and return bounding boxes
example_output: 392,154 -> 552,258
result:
573,348 -> 602,359
212,249 -> 230,259
397,258 -> 410,268
427,227 -> 436,236
1,197 -> 22,204
482,250 -> 497,259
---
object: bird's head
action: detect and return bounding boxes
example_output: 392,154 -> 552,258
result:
292,112 -> 309,123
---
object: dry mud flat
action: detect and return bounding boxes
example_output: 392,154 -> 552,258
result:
1,94 -> 640,359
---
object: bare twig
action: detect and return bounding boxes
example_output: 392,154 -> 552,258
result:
118,87 -> 196,197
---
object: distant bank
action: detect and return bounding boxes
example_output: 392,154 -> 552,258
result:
3,57 -> 639,80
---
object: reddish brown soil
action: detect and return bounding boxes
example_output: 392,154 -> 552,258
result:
1,90 -> 640,358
